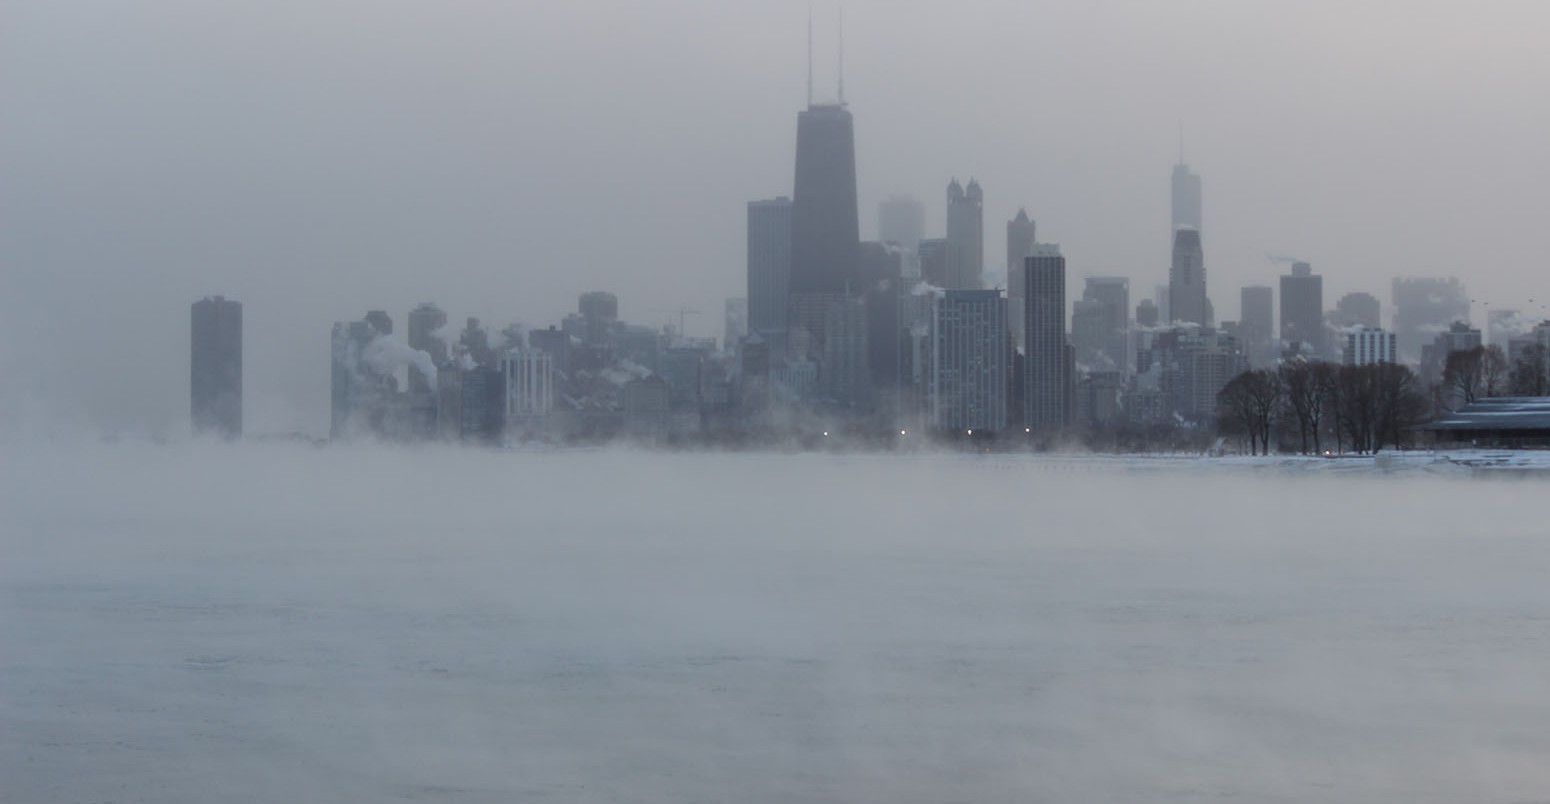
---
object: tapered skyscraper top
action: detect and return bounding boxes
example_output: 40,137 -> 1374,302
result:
1171,160 -> 1202,234
789,102 -> 859,295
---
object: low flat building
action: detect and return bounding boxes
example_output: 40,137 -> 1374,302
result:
1418,397 -> 1550,448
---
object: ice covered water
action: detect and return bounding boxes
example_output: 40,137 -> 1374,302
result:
4,443 -> 1549,802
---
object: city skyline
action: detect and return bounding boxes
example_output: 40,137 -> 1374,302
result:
6,2 -> 1549,436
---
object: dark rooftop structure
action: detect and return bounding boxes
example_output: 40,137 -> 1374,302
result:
1418,397 -> 1550,448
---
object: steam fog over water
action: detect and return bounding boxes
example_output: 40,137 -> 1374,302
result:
4,444 -> 1549,802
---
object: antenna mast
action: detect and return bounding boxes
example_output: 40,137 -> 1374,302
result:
837,7 -> 845,104
806,7 -> 813,106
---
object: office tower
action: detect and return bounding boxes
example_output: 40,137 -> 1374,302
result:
1136,298 -> 1159,328
1006,209 -> 1037,350
918,238 -> 948,288
1071,301 -> 1107,369
1023,245 -> 1070,432
1240,285 -> 1275,367
788,98 -> 860,362
819,294 -> 870,408
330,313 -> 397,440
930,289 -> 1008,431
1155,285 -> 1170,326
578,291 -> 619,346
406,302 -> 447,394
1172,160 -> 1202,234
1332,292 -> 1381,330
1392,277 -> 1470,362
746,197 -> 792,342
1345,328 -> 1397,366
1082,276 -> 1130,372
945,178 -> 984,289
1279,262 -> 1324,357
1169,228 -> 1208,326
190,295 -> 242,438
790,103 -> 859,297
878,195 -> 924,252
860,241 -> 904,391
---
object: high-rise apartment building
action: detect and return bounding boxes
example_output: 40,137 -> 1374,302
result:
1023,245 -> 1070,433
1006,209 -> 1037,350
930,289 -> 1008,432
747,197 -> 792,342
1280,262 -> 1324,357
1169,228 -> 1208,326
190,295 -> 242,438
945,178 -> 983,289
1345,328 -> 1397,366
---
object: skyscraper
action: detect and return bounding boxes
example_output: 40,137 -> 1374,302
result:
1023,245 -> 1070,433
945,178 -> 983,289
1082,276 -> 1130,373
1240,285 -> 1275,367
930,289 -> 1008,432
407,302 -> 447,394
789,103 -> 859,296
1280,262 -> 1324,357
190,295 -> 242,438
1006,209 -> 1037,350
878,195 -> 924,253
1171,160 -> 1202,234
1392,277 -> 1470,362
747,197 -> 792,342
1169,228 -> 1208,326
789,101 -> 859,363
1332,292 -> 1381,331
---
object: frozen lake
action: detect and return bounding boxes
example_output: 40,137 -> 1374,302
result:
4,444 -> 1548,802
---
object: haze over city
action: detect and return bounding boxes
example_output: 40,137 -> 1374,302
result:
5,0 -> 1549,436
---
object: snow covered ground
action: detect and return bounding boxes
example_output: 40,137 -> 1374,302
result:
4,442 -> 1549,802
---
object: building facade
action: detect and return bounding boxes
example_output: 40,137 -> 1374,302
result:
191,295 -> 242,438
1023,245 -> 1070,433
929,289 -> 1008,432
1279,262 -> 1324,357
1344,328 -> 1397,366
1169,228 -> 1208,326
747,197 -> 792,343
945,178 -> 983,289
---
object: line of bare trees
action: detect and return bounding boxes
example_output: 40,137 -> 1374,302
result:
1217,360 -> 1430,455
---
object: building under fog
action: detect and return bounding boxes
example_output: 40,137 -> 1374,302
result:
1169,228 -> 1209,326
1393,277 -> 1470,362
191,295 -> 242,438
747,197 -> 792,346
1023,245 -> 1070,433
929,289 -> 1008,432
1006,209 -> 1037,350
1239,286 -> 1275,367
945,178 -> 983,289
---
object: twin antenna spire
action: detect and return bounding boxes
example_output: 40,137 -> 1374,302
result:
807,6 -> 845,107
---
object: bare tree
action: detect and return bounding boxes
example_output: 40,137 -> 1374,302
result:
1509,344 -> 1548,396
1279,359 -> 1337,454
1373,363 -> 1428,452
1442,346 -> 1486,409
1217,369 -> 1281,455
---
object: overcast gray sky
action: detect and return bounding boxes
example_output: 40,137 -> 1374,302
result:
4,1 -> 1548,436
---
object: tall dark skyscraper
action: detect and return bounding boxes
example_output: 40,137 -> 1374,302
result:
190,295 -> 242,438
1023,245 -> 1070,433
1280,261 -> 1324,357
1006,209 -> 1037,350
747,196 -> 792,342
789,103 -> 859,296
1171,160 -> 1202,234
788,101 -> 860,364
945,178 -> 983,289
1169,228 -> 1209,326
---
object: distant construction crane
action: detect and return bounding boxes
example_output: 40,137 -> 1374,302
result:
650,307 -> 701,339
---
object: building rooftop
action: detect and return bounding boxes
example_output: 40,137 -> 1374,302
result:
1419,397 -> 1550,431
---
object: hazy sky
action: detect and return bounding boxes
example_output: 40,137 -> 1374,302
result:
4,1 -> 1549,435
